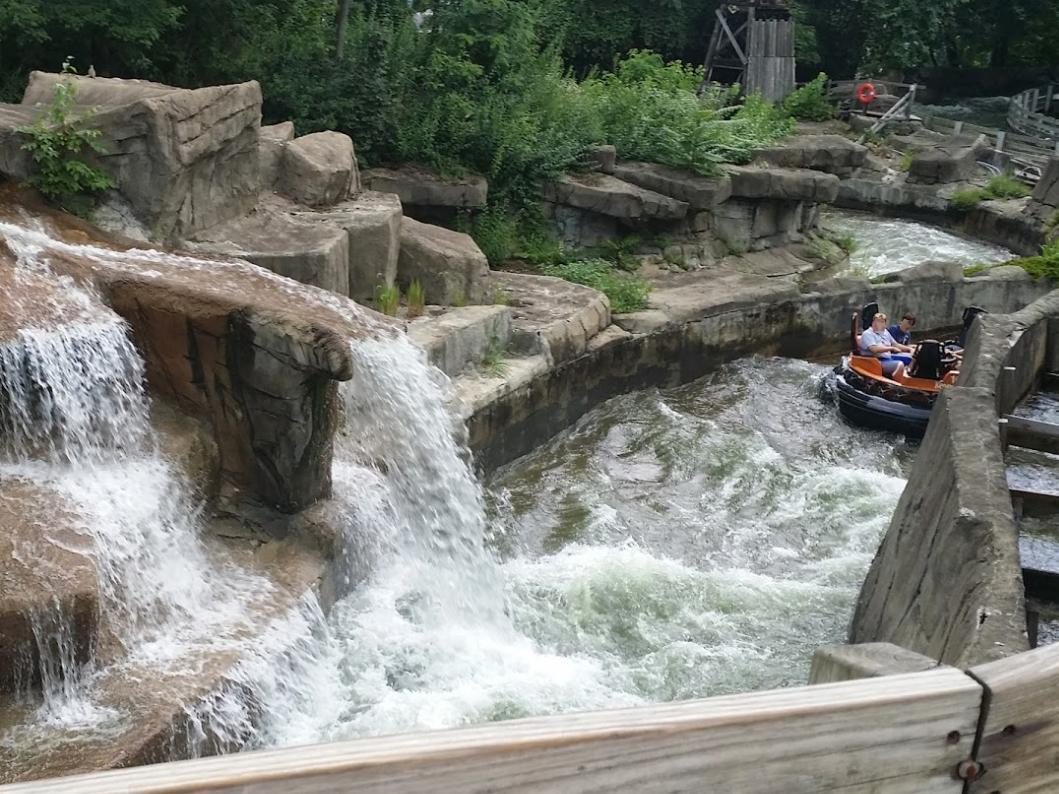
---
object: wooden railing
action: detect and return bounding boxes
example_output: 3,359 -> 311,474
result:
1008,84 -> 1059,141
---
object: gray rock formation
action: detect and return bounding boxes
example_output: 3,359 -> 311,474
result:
189,202 -> 351,296
586,145 -> 617,174
906,135 -> 987,185
4,72 -> 263,241
259,121 -> 295,189
398,218 -> 491,305
879,259 -> 964,284
726,164 -> 840,202
363,163 -> 487,224
280,131 -> 359,207
542,173 -> 689,220
753,135 -> 868,178
611,162 -> 732,209
1031,156 -> 1059,210
290,192 -> 402,301
407,305 -> 513,376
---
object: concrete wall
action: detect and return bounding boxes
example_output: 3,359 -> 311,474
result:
469,273 -> 1049,471
851,289 -> 1059,667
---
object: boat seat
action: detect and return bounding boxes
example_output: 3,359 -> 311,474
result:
942,370 -> 959,385
852,356 -> 884,377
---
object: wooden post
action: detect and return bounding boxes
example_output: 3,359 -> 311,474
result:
1031,88 -> 1040,113
954,120 -> 964,136
906,84 -> 915,120
997,130 -> 1006,152
1047,84 -> 1055,114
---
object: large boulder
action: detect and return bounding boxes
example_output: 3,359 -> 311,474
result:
188,203 -> 351,296
363,164 -> 487,224
6,72 -> 262,241
259,121 -> 295,189
290,192 -> 402,301
906,135 -> 987,185
398,218 -> 491,305
280,131 -> 359,207
880,259 -> 964,284
611,162 -> 732,209
725,165 -> 840,202
542,173 -> 689,220
753,135 -> 868,177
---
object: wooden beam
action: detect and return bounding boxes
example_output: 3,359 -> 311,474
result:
716,8 -> 748,65
2,670 -> 982,794
968,644 -> 1059,793
1011,488 -> 1059,520
1003,414 -> 1059,455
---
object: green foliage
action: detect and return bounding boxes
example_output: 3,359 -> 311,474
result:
1046,211 -> 1059,231
464,204 -> 521,266
580,53 -> 793,176
16,60 -> 113,211
782,73 -> 833,121
984,174 -> 1030,199
963,263 -> 989,276
491,286 -> 510,306
1004,240 -> 1059,281
406,279 -> 425,319
898,150 -> 915,172
374,282 -> 400,316
834,233 -> 858,254
479,335 -> 509,378
950,189 -> 986,212
541,257 -> 650,313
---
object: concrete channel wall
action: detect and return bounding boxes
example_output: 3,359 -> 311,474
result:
853,290 -> 1059,668
470,270 -> 1047,471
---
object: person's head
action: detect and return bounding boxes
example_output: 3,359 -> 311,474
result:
899,313 -> 917,333
872,312 -> 887,331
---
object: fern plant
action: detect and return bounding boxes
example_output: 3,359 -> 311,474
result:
16,60 -> 113,212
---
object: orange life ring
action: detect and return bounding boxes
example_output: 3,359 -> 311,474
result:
855,82 -> 877,105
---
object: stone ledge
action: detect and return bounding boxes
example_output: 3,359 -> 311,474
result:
542,173 -> 689,220
407,305 -> 513,377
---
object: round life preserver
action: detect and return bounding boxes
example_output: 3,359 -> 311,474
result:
855,82 -> 877,105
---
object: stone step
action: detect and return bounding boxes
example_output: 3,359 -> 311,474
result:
406,305 -> 513,377
490,271 -> 610,365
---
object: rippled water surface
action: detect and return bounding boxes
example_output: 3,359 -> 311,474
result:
824,211 -> 1012,276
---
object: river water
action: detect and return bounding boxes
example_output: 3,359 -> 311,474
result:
823,210 -> 1012,277
0,210 -> 996,775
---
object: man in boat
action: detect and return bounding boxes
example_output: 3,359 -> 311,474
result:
860,312 -> 915,376
887,313 -> 916,347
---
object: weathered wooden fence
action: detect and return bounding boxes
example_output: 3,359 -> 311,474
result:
5,644 -> 1059,793
744,19 -> 795,103
1008,84 -> 1059,142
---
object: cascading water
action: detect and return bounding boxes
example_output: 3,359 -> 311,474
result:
0,220 -> 330,776
823,209 -> 1012,276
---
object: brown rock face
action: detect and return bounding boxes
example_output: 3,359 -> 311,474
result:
0,480 -> 98,695
0,191 -> 395,513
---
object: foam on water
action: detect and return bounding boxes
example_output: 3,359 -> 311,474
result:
823,210 -> 1012,276
0,221 -> 324,753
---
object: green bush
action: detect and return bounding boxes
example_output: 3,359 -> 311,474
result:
782,73 -> 833,121
406,279 -> 425,318
1006,240 -> 1059,280
984,174 -> 1030,199
950,189 -> 986,212
16,60 -> 113,212
542,258 -> 650,312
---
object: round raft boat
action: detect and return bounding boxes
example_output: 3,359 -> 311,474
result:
832,303 -> 980,437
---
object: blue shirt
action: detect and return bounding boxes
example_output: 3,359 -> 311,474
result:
861,327 -> 896,357
888,324 -> 911,345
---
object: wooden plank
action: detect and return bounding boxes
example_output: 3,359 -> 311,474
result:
717,8 -> 747,65
1,670 -> 983,794
969,644 -> 1059,793
1004,415 -> 1059,455
1010,488 -> 1059,520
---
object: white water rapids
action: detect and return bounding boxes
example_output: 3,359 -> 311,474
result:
1,210 -> 959,776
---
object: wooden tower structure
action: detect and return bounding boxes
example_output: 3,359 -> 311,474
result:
703,1 -> 795,102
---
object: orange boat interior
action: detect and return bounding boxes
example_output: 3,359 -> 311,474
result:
847,354 -> 957,393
